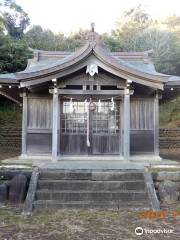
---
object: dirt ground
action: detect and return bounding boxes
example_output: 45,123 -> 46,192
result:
0,205 -> 179,240
0,147 -> 180,239
160,149 -> 180,162
0,147 -> 20,161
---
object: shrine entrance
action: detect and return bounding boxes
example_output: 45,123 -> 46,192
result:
60,98 -> 122,155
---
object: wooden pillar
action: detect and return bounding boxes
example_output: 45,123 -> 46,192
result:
52,87 -> 59,161
123,88 -> 130,160
154,92 -> 159,156
22,91 -> 27,155
58,97 -> 61,157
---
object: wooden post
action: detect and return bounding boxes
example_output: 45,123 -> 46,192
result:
154,92 -> 159,156
120,99 -> 124,155
88,106 -> 93,155
22,91 -> 27,155
52,87 -> 59,161
123,88 -> 130,160
58,97 -> 61,157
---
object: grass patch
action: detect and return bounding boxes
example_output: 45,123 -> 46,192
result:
0,206 -> 179,239
0,164 -> 33,170
160,97 -> 180,128
0,103 -> 22,126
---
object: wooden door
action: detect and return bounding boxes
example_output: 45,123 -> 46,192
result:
60,100 -> 121,155
60,101 -> 88,154
91,101 -> 121,154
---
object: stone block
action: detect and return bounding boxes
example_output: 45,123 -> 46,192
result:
9,174 -> 27,204
158,180 -> 180,204
0,182 -> 8,203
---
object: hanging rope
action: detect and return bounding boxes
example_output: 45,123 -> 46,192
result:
69,97 -> 74,113
62,95 -> 121,101
98,99 -> 101,112
111,97 -> 115,111
84,99 -> 88,112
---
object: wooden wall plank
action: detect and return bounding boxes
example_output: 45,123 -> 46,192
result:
27,98 -> 52,129
130,98 -> 154,130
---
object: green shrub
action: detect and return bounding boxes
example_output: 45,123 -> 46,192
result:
0,102 -> 21,126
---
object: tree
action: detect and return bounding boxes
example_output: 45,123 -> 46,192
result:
103,6 -> 180,75
161,15 -> 180,75
0,0 -> 31,73
103,33 -> 123,51
0,35 -> 32,73
104,5 -> 153,51
25,25 -> 81,51
162,15 -> 180,30
1,0 -> 30,38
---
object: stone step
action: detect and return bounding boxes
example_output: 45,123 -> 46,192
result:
37,180 -> 146,191
31,170 -> 151,210
39,170 -> 144,181
33,200 -> 150,209
35,190 -> 148,202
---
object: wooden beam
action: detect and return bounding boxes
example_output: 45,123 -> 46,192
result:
52,88 -> 59,161
49,89 -> 134,95
0,90 -> 21,106
123,88 -> 130,160
57,73 -> 126,87
21,91 -> 28,155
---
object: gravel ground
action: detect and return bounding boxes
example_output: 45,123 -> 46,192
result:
0,206 -> 179,240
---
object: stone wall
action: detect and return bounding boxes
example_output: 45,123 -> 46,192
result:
160,128 -> 180,149
152,171 -> 180,205
0,126 -> 21,149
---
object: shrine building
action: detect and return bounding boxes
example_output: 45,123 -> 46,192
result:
0,27 -> 180,162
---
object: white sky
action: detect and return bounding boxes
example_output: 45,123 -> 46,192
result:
16,0 -> 180,35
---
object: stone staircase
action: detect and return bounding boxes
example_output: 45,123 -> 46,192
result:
30,170 -> 154,210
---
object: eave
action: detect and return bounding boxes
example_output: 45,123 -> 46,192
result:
0,43 -> 173,91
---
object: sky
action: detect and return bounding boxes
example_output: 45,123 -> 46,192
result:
16,0 -> 180,35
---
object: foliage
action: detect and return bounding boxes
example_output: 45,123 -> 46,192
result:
25,25 -> 81,51
0,35 -> 32,73
0,0 -> 31,73
123,5 -> 152,28
160,97 -> 180,128
162,15 -> 180,30
105,4 -> 153,51
0,100 -> 21,125
103,6 -> 180,75
1,0 -> 30,38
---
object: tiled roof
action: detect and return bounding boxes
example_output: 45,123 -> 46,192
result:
0,36 -> 179,87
